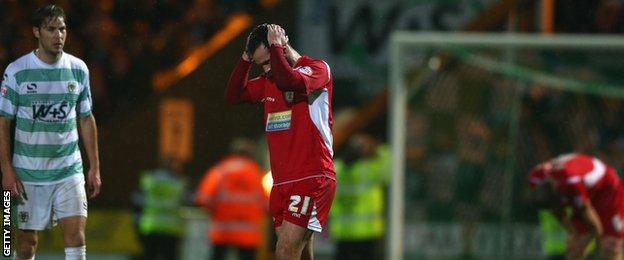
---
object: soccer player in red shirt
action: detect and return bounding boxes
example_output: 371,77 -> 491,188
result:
528,154 -> 624,259
225,24 -> 336,260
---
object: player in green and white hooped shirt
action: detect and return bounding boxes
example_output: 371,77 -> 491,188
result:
0,5 -> 101,260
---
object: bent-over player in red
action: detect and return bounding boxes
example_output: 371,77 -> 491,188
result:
528,153 -> 624,260
225,23 -> 336,260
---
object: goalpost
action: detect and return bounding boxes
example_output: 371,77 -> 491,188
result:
388,32 -> 624,260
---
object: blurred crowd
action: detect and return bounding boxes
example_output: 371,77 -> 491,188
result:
513,0 -> 624,33
0,0 -> 258,119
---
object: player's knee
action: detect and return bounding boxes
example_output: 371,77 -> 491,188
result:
275,246 -> 297,260
275,239 -> 301,260
17,235 -> 37,259
63,230 -> 85,247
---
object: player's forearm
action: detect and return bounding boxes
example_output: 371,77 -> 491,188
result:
0,117 -> 13,172
269,45 -> 305,92
580,204 -> 603,235
225,58 -> 252,103
79,115 -> 100,169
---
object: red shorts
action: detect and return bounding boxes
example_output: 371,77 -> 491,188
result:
269,176 -> 336,232
572,182 -> 624,238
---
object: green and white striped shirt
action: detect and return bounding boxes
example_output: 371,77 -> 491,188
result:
0,51 -> 92,184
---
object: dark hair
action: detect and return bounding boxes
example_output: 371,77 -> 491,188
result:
246,23 -> 269,55
31,4 -> 66,28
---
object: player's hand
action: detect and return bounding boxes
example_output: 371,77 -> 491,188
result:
2,166 -> 25,199
267,24 -> 287,46
87,168 -> 101,198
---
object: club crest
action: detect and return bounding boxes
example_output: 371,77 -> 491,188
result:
285,91 -> 294,103
68,83 -> 77,93
19,212 -> 29,223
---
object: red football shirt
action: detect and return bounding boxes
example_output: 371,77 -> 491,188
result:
226,46 -> 335,184
529,154 -> 622,210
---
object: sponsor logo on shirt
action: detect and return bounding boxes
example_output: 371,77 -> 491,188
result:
261,97 -> 276,103
32,101 -> 70,122
0,87 -> 7,97
266,110 -> 292,132
26,83 -> 37,93
296,66 -> 312,75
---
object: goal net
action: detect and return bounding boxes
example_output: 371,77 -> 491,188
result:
388,32 -> 624,259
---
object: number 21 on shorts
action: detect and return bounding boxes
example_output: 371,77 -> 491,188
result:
289,195 -> 311,215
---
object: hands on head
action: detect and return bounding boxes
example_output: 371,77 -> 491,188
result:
242,51 -> 251,62
267,24 -> 288,46
241,24 -> 289,62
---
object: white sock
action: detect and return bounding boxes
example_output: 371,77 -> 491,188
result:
64,246 -> 86,260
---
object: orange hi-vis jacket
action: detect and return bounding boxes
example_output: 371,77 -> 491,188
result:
195,155 -> 267,247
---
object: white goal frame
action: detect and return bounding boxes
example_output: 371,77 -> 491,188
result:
388,32 -> 624,260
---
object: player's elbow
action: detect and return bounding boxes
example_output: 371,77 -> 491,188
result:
78,114 -> 95,129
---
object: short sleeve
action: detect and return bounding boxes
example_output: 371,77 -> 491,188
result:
295,60 -> 331,95
77,68 -> 92,117
0,67 -> 19,119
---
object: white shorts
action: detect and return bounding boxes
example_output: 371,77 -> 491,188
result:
17,174 -> 88,230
